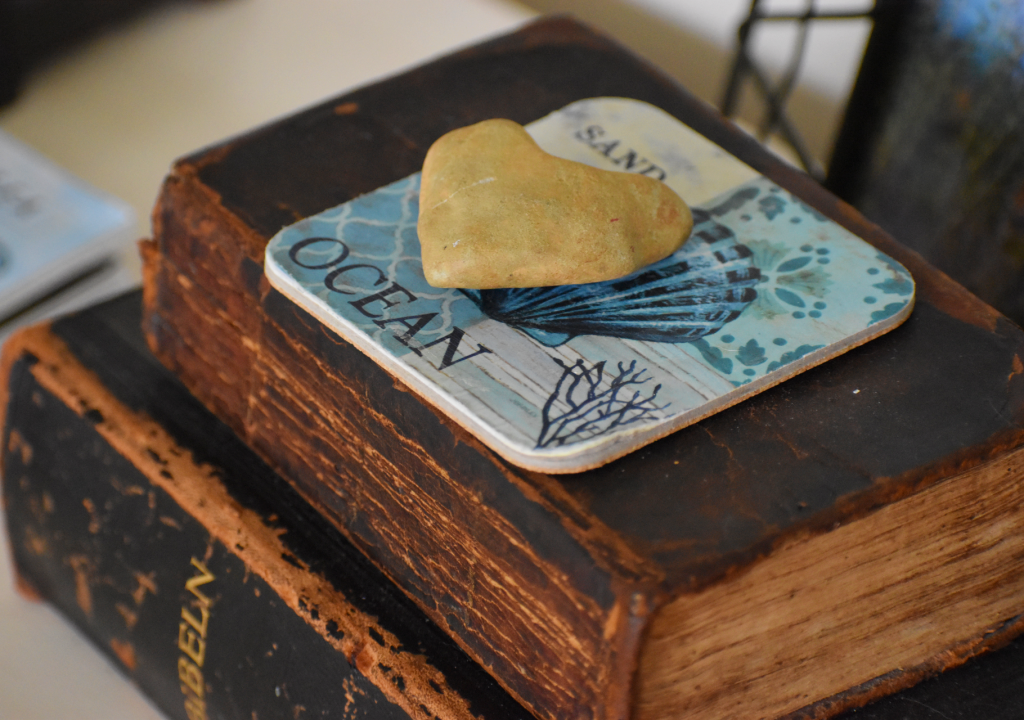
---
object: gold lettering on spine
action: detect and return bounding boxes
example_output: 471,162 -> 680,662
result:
185,556 -> 214,604
179,657 -> 204,697
178,557 -> 214,720
178,623 -> 206,665
182,604 -> 210,636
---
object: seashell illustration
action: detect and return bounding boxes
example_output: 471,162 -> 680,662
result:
460,208 -> 760,346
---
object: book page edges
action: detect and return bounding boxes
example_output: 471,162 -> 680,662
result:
636,442 -> 1024,719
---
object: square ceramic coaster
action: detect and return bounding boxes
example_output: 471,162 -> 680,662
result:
265,98 -> 914,473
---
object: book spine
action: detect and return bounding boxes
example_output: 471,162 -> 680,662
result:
0,314 -> 529,720
143,185 -> 647,720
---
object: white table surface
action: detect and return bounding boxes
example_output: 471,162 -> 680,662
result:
0,1 -> 534,717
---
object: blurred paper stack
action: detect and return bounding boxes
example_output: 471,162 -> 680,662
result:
0,130 -> 137,343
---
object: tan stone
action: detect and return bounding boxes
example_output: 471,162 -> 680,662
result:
418,119 -> 693,289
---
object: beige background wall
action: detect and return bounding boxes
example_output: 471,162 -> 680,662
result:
520,0 -> 873,167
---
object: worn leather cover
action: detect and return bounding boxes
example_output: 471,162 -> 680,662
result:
5,292 -> 1024,719
141,16 -> 1024,720
0,292 -> 532,720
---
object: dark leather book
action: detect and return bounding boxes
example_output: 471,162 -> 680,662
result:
139,16 -> 1024,720
0,292 -> 533,720
4,293 -> 1024,720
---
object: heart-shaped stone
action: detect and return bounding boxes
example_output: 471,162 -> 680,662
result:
418,119 -> 693,289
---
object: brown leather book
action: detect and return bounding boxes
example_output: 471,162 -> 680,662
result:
6,293 -> 1024,720
0,292 -> 533,720
140,16 -> 1024,720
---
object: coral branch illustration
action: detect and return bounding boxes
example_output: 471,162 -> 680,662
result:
536,358 -> 667,448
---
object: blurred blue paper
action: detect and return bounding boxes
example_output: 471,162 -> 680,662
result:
0,130 -> 134,320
